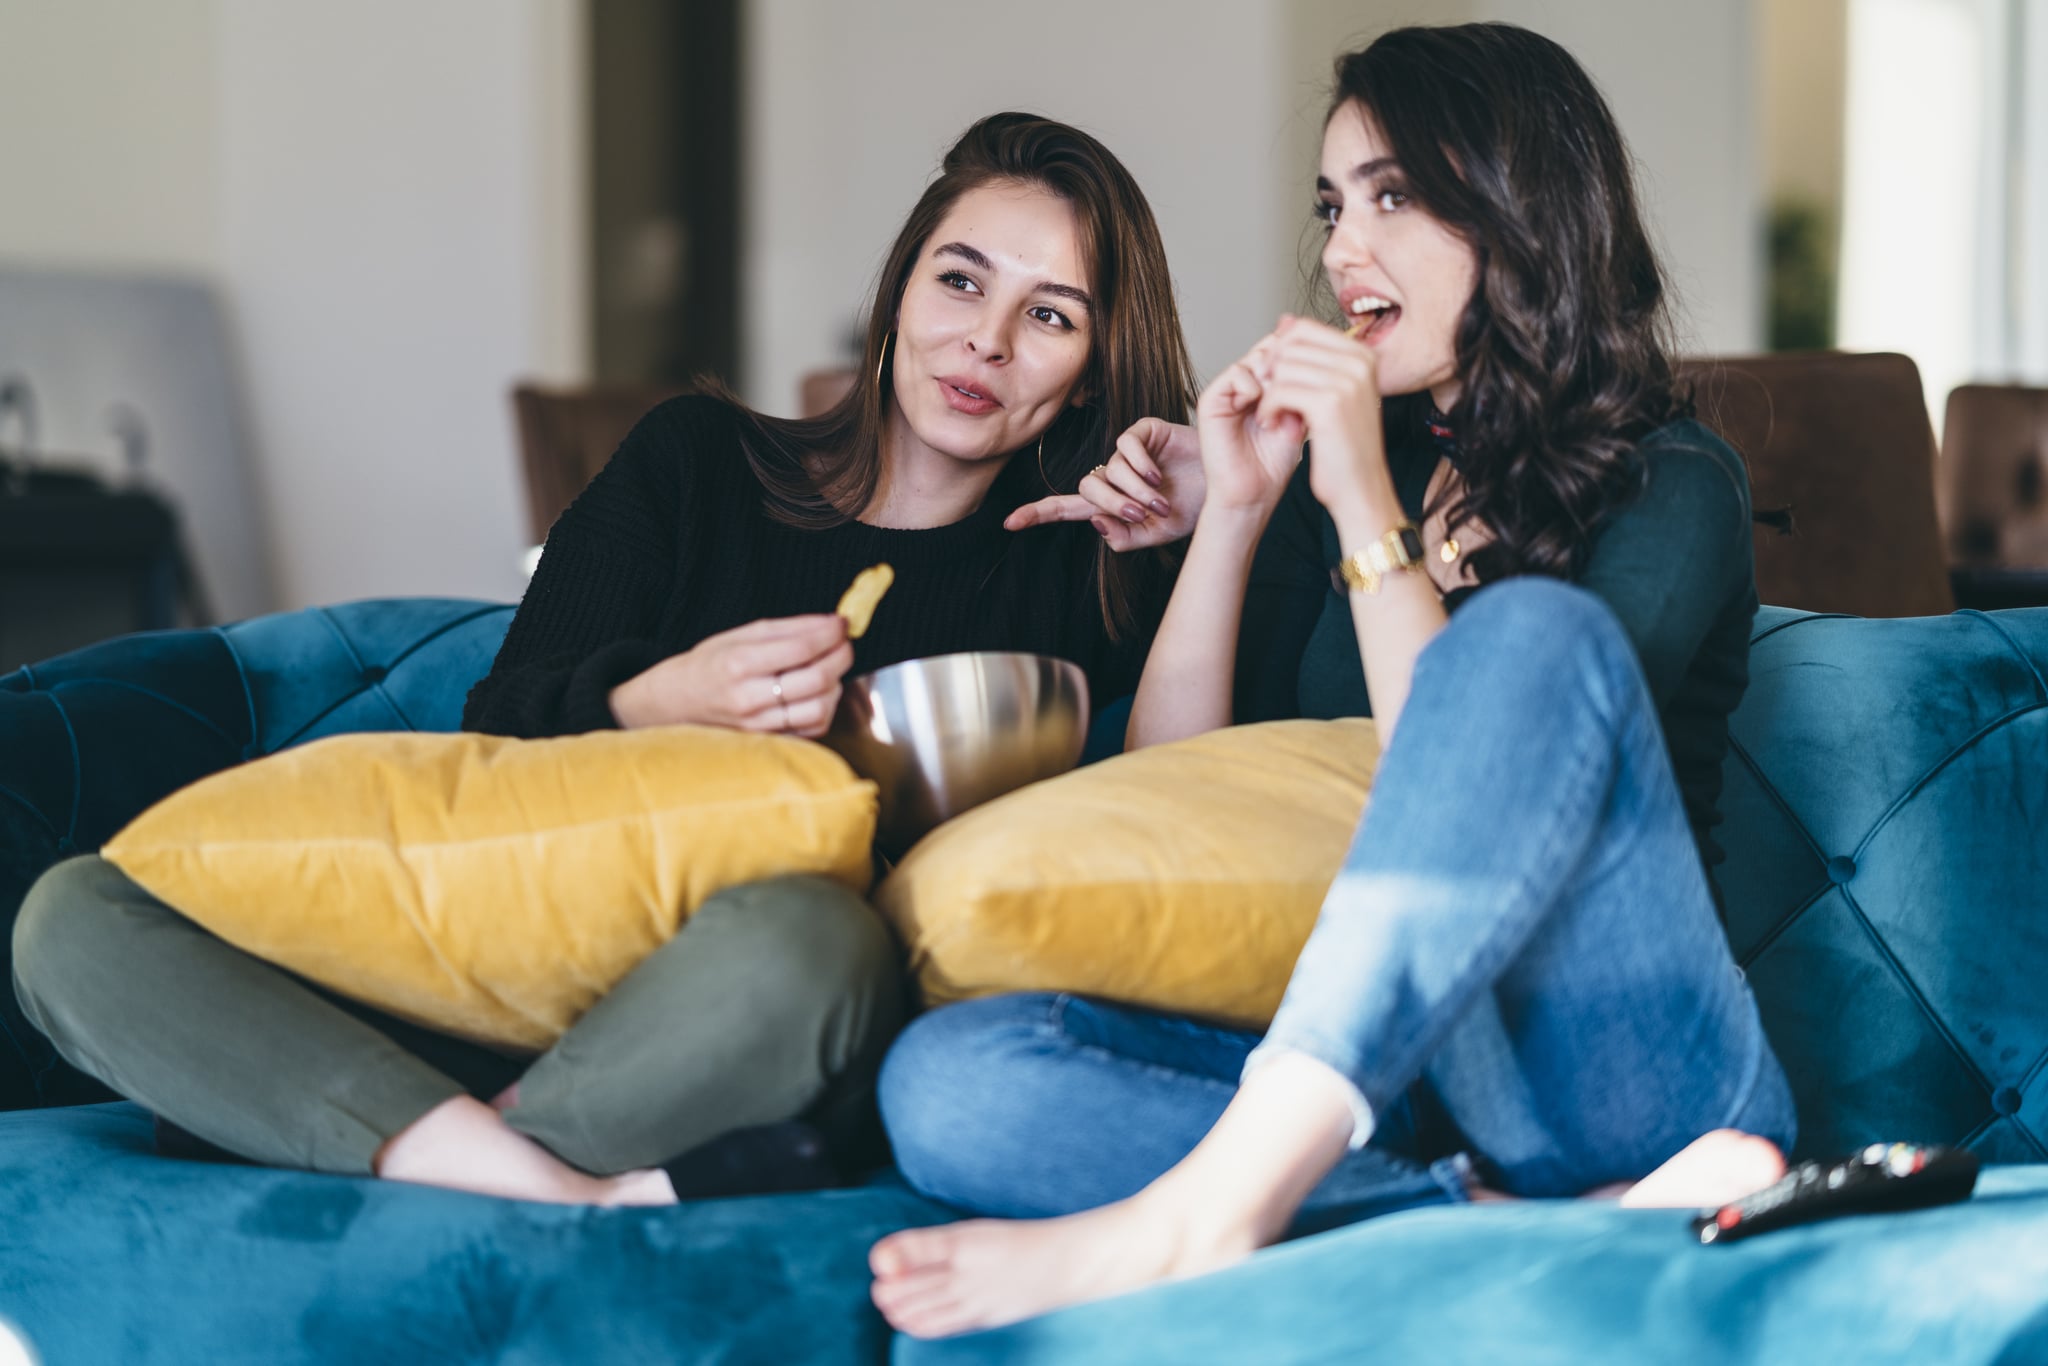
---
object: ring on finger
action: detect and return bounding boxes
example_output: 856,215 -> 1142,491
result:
771,672 -> 786,704
778,699 -> 791,729
1089,464 -> 1109,480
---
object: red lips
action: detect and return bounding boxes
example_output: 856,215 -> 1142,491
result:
935,375 -> 1002,415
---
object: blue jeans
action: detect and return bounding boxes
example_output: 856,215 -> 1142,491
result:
880,579 -> 1796,1216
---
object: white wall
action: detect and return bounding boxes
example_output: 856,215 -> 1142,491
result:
743,0 -> 1762,421
212,0 -> 587,607
0,0 -> 220,274
1478,0 -> 1761,354
0,0 -> 587,611
1837,0 -> 1987,417
1760,0 -> 1849,209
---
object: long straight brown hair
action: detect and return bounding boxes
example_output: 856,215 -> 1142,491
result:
723,112 -> 1198,635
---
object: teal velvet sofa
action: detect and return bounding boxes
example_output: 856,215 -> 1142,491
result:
2,598 -> 2045,1363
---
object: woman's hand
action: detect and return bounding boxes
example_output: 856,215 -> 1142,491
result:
1253,316 -> 1396,524
609,615 -> 853,737
1003,417 -> 1202,552
1195,331 -> 1308,515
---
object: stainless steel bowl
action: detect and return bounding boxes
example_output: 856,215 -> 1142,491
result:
824,651 -> 1090,857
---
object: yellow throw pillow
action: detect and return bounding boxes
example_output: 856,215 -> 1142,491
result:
103,728 -> 878,1051
874,718 -> 1379,1030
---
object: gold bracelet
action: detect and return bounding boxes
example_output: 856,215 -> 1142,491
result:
1336,524 -> 1426,595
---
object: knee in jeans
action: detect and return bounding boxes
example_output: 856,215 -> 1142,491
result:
878,995 -> 1057,1202
1455,579 -> 1635,683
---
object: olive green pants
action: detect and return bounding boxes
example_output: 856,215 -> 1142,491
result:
12,856 -> 906,1177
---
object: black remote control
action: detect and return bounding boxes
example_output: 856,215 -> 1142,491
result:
1692,1142 -> 1981,1245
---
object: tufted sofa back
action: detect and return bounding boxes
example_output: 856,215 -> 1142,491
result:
0,600 -> 511,1107
2,599 -> 2044,1166
1718,606 -> 2047,1161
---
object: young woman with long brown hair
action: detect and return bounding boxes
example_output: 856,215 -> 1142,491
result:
14,112 -> 1198,1208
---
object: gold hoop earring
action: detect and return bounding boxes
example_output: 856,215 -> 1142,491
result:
1035,432 -> 1051,490
874,332 -> 892,396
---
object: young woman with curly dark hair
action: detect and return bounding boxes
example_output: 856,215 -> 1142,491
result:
870,24 -> 1796,1336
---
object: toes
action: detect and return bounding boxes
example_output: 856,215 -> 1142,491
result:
871,1225 -> 957,1278
871,1266 -> 955,1314
897,1301 -> 982,1341
872,1278 -> 968,1336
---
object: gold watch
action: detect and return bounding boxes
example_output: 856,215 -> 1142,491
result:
1337,524 -> 1426,595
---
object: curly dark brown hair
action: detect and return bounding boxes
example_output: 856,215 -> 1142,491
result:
1323,23 -> 1693,584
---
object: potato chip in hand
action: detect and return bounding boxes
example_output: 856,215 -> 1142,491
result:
836,563 -> 895,639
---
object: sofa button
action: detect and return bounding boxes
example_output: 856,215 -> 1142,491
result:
1826,856 -> 1857,884
361,666 -> 388,684
241,743 -> 261,762
1994,1087 -> 2023,1116
53,837 -> 75,857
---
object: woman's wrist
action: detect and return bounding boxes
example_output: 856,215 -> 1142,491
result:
610,668 -> 689,730
1189,501 -> 1272,556
607,675 -> 652,729
1329,492 -> 1409,551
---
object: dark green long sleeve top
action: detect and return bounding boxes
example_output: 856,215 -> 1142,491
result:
1234,416 -> 1758,877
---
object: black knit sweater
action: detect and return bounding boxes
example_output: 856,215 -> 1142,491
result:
464,395 -> 1158,738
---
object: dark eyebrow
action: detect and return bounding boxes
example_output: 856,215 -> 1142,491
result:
935,241 -> 995,271
1035,281 -> 1093,311
1315,157 -> 1402,193
934,240 -> 1093,313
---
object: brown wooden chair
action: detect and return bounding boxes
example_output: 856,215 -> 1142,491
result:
1940,384 -> 2048,610
509,382 -> 685,542
1941,384 -> 2048,569
511,373 -> 858,543
1677,351 -> 1954,617
801,368 -> 857,418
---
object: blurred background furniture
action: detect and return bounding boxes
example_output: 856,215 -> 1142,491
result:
0,470 -> 192,674
1679,351 -> 1954,618
519,357 -> 1971,624
0,268 -> 275,625
511,371 -> 857,546
802,368 -> 857,419
510,382 -> 683,542
1942,384 -> 2048,611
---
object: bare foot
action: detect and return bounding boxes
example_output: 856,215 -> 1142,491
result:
600,1167 -> 679,1207
867,1050 -> 1354,1337
869,1190 -> 1258,1340
1616,1129 -> 1786,1209
374,1096 -> 676,1206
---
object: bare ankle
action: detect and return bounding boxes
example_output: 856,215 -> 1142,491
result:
374,1096 -> 612,1204
1127,1175 -> 1269,1267
599,1167 -> 679,1207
